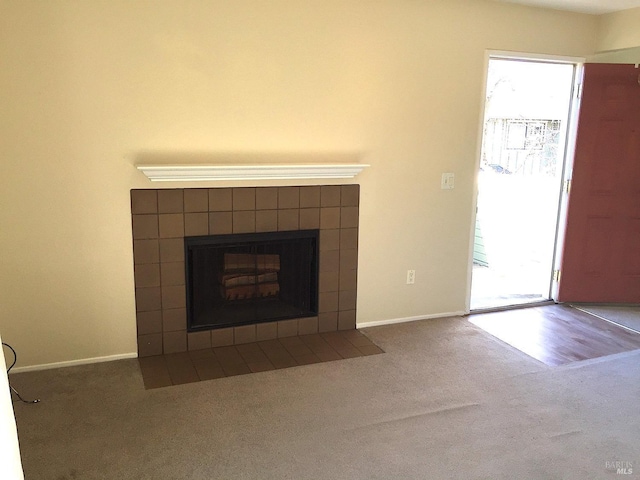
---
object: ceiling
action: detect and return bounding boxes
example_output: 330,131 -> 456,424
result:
493,0 -> 640,15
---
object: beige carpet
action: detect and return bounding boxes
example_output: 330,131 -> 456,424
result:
10,313 -> 640,479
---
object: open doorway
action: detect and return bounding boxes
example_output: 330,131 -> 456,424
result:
470,56 -> 577,311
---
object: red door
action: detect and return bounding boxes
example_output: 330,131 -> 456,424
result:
558,64 -> 640,303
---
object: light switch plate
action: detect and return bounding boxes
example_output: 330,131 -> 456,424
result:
441,172 -> 455,189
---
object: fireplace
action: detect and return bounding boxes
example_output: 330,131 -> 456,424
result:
131,185 -> 359,357
186,230 -> 319,331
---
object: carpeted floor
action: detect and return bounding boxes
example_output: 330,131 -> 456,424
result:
572,304 -> 640,334
10,313 -> 640,479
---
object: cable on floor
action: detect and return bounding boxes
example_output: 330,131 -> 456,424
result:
2,342 -> 40,404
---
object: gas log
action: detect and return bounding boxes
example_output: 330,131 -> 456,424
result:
219,253 -> 281,300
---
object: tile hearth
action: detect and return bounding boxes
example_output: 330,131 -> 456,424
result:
138,330 -> 383,389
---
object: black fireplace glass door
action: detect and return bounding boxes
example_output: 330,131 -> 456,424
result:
185,230 -> 319,331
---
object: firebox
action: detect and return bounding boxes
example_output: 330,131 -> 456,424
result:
185,230 -> 319,331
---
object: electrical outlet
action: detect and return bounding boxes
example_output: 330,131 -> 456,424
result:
406,270 -> 415,284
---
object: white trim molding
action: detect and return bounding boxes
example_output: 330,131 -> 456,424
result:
9,352 -> 138,374
357,311 -> 466,329
137,164 -> 370,182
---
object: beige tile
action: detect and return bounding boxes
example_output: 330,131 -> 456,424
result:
320,207 -> 340,230
184,189 -> 209,212
134,263 -> 160,288
319,271 -> 340,293
321,185 -> 341,207
278,187 -> 300,209
256,322 -> 278,341
163,331 -> 187,354
300,186 -> 321,208
318,312 -> 338,332
184,213 -> 208,236
209,189 -> 232,211
162,285 -> 186,309
158,189 -> 184,213
278,319 -> 298,338
209,212 -> 233,235
278,209 -> 299,231
299,208 -> 320,230
341,185 -> 359,206
163,308 -> 186,332
256,210 -> 278,232
137,310 -> 162,335
159,238 -> 184,263
320,250 -> 340,273
338,310 -> 357,330
319,291 -> 339,313
339,290 -> 357,311
161,262 -> 184,287
339,269 -> 358,291
131,190 -> 158,214
340,228 -> 358,250
158,213 -> 184,238
233,211 -> 256,233
340,248 -> 358,271
298,317 -> 319,335
234,325 -> 257,344
233,188 -> 256,211
133,239 -> 160,265
132,215 -> 159,240
211,328 -> 234,347
138,333 -> 163,357
320,229 -> 340,251
256,188 -> 278,210
340,206 -> 359,229
135,287 -> 161,312
188,331 -> 212,351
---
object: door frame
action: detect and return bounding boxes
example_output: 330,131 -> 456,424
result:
465,50 -> 585,313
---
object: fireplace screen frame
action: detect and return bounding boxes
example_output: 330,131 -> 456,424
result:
185,229 -> 320,332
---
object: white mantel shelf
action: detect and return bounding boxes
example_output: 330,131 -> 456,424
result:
137,164 -> 370,182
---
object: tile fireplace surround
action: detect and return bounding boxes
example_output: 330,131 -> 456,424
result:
131,185 -> 359,357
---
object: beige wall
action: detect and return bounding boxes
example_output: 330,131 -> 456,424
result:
589,47 -> 640,63
597,7 -> 640,52
0,0 -> 597,367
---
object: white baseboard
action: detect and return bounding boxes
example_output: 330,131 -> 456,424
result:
9,352 -> 138,374
357,311 -> 466,329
